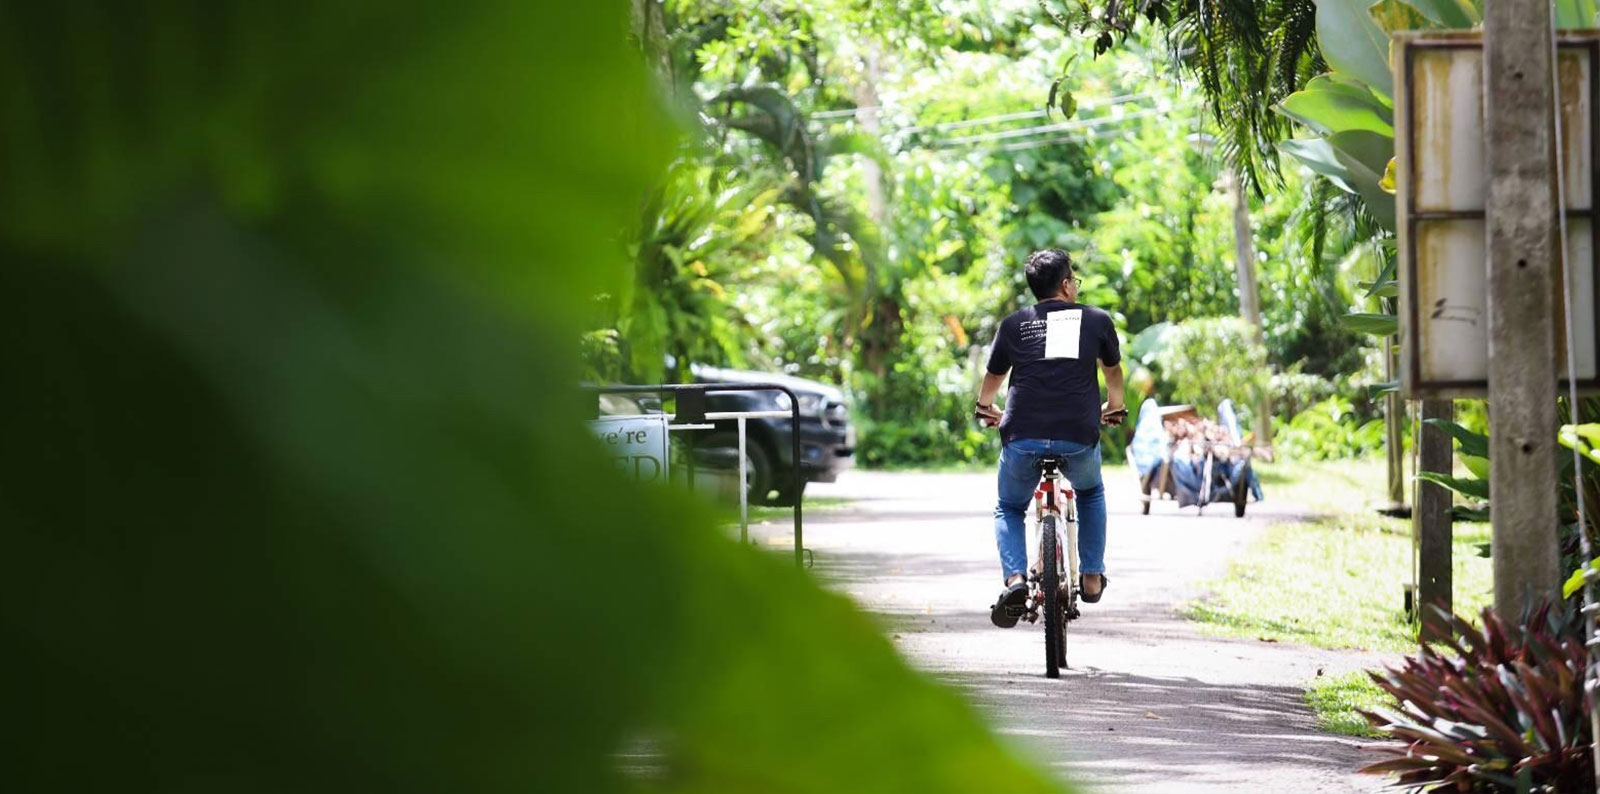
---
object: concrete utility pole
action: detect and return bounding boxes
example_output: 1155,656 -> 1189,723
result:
1416,399 -> 1453,640
1484,0 -> 1563,614
1227,172 -> 1274,448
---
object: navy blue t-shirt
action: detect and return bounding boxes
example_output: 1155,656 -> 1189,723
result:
985,299 -> 1120,445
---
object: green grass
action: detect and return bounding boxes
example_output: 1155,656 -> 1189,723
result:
1181,458 -> 1494,739
1182,459 -> 1493,653
1180,515 -> 1492,652
745,497 -> 851,523
1304,671 -> 1391,738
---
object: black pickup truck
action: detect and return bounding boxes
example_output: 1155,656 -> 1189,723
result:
687,366 -> 855,505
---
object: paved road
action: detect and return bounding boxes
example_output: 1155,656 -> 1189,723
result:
758,469 -> 1395,793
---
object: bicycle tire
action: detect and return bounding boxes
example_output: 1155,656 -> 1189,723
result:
1139,470 -> 1153,515
1042,514 -> 1062,679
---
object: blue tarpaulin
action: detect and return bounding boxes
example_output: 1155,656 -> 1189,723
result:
1128,398 -> 1262,509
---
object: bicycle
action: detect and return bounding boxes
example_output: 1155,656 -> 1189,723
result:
1031,453 -> 1077,678
977,404 -> 1126,679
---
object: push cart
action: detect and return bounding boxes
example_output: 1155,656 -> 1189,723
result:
1127,398 -> 1263,517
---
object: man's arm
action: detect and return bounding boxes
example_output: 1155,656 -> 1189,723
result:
1100,360 -> 1125,416
975,371 -> 1005,426
977,371 -> 1005,407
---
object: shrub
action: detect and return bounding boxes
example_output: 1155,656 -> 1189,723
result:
1152,317 -> 1269,426
1270,370 -> 1337,418
1360,603 -> 1594,793
1274,396 -> 1385,461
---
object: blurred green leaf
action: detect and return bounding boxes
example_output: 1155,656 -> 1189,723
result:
1327,131 -> 1397,230
1369,0 -> 1435,33
1315,0 -> 1395,100
1341,312 -> 1399,337
1557,0 -> 1599,27
1366,380 -> 1400,400
1426,418 -> 1490,460
1417,471 -> 1490,500
1281,138 -> 1360,194
1358,279 -> 1399,298
0,4 -> 1066,793
1391,0 -> 1480,27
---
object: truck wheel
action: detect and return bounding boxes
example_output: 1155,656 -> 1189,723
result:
770,475 -> 807,507
703,432 -> 773,505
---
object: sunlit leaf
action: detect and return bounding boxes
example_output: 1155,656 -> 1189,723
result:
1369,0 -> 1435,33
1562,559 -> 1600,599
1387,0 -> 1480,27
1556,0 -> 1599,28
1275,74 -> 1395,137
1316,0 -> 1396,100
1379,157 -> 1397,193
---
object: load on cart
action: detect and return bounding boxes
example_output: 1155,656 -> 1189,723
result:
1127,398 -> 1263,516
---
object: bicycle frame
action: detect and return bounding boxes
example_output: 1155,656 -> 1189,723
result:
1025,465 -> 1080,618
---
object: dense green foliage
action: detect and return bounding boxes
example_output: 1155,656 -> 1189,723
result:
1152,317 -> 1269,426
591,0 -> 1383,468
2,3 -> 1066,792
1275,397 -> 1386,461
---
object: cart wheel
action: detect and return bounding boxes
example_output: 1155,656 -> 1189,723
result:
1233,475 -> 1248,517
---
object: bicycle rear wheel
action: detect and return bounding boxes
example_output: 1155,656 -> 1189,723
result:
1042,515 -> 1062,679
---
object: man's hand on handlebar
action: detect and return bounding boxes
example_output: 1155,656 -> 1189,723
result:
1101,402 -> 1129,427
974,401 -> 1002,428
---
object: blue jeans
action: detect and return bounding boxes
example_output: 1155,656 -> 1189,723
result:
994,438 -> 1106,581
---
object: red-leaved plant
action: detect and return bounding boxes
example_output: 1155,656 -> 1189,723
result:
1360,602 -> 1594,792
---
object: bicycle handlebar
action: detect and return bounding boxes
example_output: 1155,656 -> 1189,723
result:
973,404 -> 1129,429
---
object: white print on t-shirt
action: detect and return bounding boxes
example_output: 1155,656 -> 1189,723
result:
1043,309 -> 1083,359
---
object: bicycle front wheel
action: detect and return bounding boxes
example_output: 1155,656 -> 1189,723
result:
1041,514 -> 1062,679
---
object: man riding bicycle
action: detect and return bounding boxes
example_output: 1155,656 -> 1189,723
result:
974,249 -> 1125,628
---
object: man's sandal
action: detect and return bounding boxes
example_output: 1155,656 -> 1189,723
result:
1080,573 -> 1108,603
989,582 -> 1029,628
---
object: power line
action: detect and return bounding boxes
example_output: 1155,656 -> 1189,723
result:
719,98 -> 1199,154
891,91 -> 1177,137
806,89 -> 1184,131
993,107 -> 1199,152
935,103 -> 1195,148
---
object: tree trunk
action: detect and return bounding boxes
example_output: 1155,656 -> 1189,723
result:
1227,170 -> 1273,448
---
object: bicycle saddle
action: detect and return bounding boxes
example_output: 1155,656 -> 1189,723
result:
1038,456 -> 1063,476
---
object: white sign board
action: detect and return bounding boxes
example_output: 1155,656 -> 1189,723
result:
590,415 -> 670,484
1396,32 -> 1600,396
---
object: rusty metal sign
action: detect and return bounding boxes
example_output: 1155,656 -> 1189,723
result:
1396,31 -> 1600,397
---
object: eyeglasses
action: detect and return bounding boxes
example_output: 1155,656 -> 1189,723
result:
1067,276 -> 1082,287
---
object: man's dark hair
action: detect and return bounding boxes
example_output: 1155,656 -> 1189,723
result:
1025,249 -> 1074,301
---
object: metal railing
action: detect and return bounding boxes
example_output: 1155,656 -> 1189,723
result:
584,382 -> 808,567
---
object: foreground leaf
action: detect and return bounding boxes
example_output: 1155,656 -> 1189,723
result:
0,5 -> 1066,793
1417,471 -> 1490,500
1341,312 -> 1400,337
